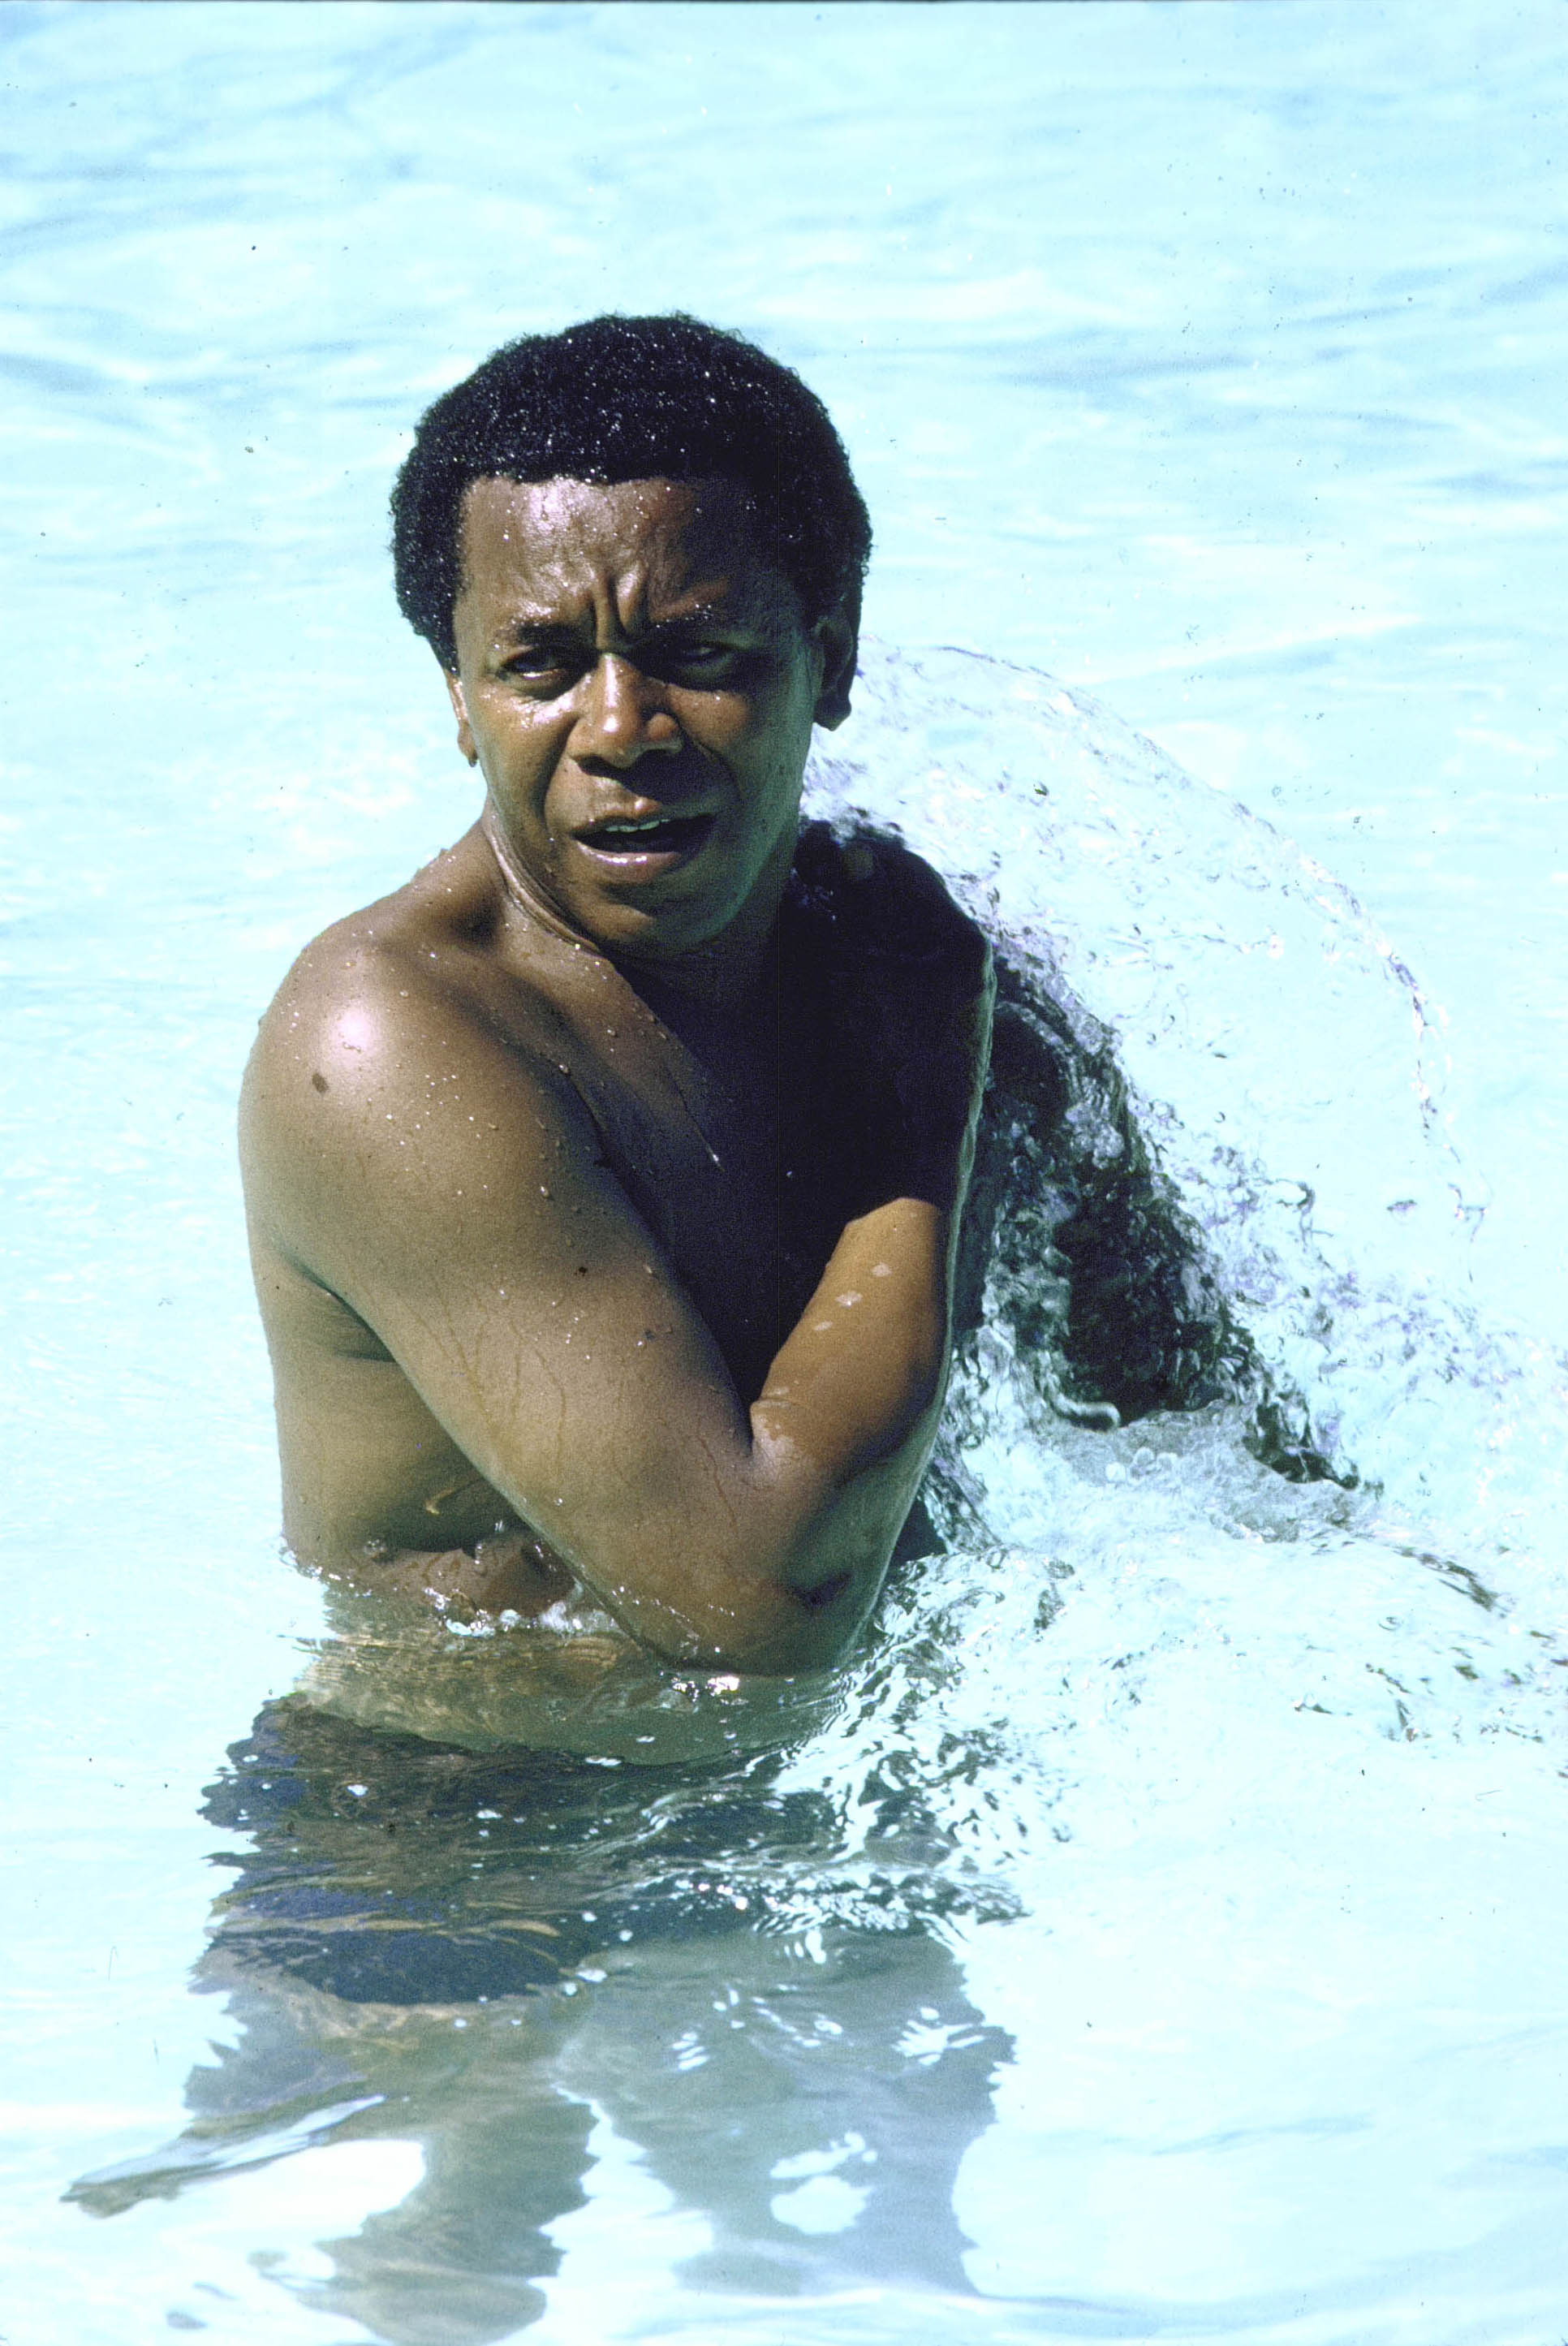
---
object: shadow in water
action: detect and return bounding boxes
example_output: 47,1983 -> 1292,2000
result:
70,1697 -> 1013,2342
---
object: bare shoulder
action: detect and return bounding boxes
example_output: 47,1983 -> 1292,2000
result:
239,825 -> 586,1279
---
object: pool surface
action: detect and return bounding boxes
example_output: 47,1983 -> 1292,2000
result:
4,6 -> 1568,2341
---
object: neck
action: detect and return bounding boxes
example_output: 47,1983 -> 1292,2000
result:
480,800 -> 597,953
622,891 -> 781,1024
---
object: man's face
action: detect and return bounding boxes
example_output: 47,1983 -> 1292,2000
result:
446,475 -> 853,964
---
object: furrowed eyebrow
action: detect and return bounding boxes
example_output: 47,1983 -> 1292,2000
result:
641,611 -> 743,644
614,600 -> 738,640
497,616 -> 591,644
497,601 -> 743,649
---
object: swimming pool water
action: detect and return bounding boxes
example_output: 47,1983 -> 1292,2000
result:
4,5 -> 1568,2341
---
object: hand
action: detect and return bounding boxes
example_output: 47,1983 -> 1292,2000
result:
355,1529 -> 579,1623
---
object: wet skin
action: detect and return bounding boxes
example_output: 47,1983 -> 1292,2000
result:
240,476 -> 993,1674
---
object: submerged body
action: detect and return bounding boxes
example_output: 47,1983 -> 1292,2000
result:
242,468 -> 992,1677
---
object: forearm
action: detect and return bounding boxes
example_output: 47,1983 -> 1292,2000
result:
752,1198 -> 954,1501
586,1201 -> 958,1675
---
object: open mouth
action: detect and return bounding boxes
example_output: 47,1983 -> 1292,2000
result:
579,812 -> 716,858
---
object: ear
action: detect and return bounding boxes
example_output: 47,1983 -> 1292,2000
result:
810,606 -> 859,732
443,668 -> 479,767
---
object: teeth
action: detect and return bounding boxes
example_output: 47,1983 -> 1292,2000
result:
590,813 -> 703,844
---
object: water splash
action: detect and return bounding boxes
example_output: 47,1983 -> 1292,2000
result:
284,647 -> 1568,1934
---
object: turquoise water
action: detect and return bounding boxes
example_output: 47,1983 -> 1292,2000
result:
4,4 -> 1568,2340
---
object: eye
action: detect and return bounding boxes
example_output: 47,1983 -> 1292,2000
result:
500,644 -> 586,686
654,640 -> 745,684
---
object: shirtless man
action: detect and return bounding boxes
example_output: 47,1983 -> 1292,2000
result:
240,316 -> 993,1677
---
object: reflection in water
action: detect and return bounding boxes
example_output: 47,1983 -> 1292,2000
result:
71,1697 -> 1012,2340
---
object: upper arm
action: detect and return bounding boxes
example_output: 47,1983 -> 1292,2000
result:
240,940 -> 812,1660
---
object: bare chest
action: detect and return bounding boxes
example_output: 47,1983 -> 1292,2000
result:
547,976 -> 838,1400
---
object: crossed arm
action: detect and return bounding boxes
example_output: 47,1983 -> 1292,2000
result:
242,859 -> 993,1675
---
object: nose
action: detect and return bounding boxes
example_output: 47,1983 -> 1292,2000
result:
573,652 -> 683,770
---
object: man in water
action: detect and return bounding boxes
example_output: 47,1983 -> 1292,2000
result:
241,316 -> 993,1675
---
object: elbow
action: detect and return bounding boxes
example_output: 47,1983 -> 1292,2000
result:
674,1469 -> 920,1673
644,1567 -> 870,1679
731,1572 -> 864,1676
